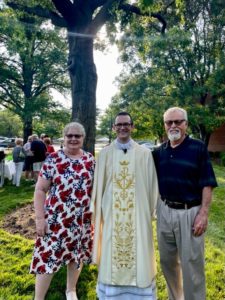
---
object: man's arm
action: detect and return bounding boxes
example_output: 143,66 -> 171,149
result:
192,186 -> 213,236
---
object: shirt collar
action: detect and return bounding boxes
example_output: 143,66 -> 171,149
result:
115,139 -> 133,150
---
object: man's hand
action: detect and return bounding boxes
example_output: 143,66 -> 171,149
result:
192,210 -> 208,236
36,218 -> 47,236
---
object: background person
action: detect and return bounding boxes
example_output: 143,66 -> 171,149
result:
12,138 -> 26,187
153,107 -> 217,300
30,122 -> 95,300
43,137 -> 55,156
91,112 -> 158,300
30,134 -> 47,183
23,135 -> 34,181
40,133 -> 46,141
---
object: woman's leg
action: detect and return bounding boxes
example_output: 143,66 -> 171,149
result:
34,273 -> 54,300
12,163 -> 18,185
66,262 -> 83,292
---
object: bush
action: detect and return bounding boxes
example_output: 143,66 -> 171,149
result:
220,152 -> 225,166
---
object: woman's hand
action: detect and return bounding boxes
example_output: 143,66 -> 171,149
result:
36,218 -> 47,236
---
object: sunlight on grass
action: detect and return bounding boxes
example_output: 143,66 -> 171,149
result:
0,230 -> 34,300
0,227 -> 224,300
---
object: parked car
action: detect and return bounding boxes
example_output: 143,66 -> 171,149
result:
137,141 -> 158,151
0,138 -> 16,148
141,142 -> 157,151
0,136 -> 7,142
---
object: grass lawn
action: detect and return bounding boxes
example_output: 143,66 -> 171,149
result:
0,165 -> 224,299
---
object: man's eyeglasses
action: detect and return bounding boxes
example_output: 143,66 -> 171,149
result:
65,134 -> 83,139
164,119 -> 186,126
114,123 -> 132,128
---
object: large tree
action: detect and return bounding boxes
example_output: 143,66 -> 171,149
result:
0,7 -> 69,141
109,0 -> 225,144
5,0 -> 167,153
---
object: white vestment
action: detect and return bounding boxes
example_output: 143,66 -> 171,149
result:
91,140 -> 159,288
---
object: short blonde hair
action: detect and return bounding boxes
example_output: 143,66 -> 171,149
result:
15,138 -> 23,146
163,107 -> 188,121
63,122 -> 86,138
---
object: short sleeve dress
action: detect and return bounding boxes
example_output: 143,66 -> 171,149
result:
30,149 -> 95,274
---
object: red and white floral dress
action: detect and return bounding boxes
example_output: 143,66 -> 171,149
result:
30,150 -> 95,274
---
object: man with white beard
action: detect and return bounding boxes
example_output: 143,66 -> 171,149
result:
153,107 -> 217,300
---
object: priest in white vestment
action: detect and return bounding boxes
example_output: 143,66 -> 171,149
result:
91,112 -> 159,300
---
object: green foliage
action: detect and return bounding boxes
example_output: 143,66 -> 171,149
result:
140,0 -> 154,6
220,152 -> 225,166
32,107 -> 71,138
0,230 -> 34,300
0,109 -> 23,137
97,110 -> 114,140
0,7 -> 69,139
115,0 -> 225,141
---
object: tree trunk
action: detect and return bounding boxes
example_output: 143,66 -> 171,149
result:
23,117 -> 33,143
198,123 -> 210,146
67,32 -> 97,154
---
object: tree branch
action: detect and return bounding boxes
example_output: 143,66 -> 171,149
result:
119,3 -> 167,34
89,0 -> 118,35
91,0 -> 107,10
51,0 -> 77,25
0,86 -> 21,108
6,2 -> 67,28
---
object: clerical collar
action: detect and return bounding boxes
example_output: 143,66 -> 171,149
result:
115,139 -> 133,151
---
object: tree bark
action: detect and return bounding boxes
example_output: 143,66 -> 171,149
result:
23,117 -> 33,142
67,31 -> 97,154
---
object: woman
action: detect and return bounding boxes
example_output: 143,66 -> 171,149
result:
23,136 -> 34,181
30,122 -> 95,300
12,138 -> 26,187
43,137 -> 55,156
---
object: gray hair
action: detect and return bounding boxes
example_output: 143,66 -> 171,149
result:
63,122 -> 86,138
163,107 -> 188,121
32,134 -> 39,140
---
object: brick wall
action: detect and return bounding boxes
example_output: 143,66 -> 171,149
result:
208,123 -> 225,152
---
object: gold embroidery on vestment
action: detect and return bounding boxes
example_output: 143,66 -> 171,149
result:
112,160 -> 135,270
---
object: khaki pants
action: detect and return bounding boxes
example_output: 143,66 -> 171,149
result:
157,200 -> 205,300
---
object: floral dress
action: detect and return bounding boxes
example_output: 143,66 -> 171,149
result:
30,150 -> 95,274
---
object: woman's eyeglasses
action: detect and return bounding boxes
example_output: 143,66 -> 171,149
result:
65,134 -> 83,139
164,119 -> 186,126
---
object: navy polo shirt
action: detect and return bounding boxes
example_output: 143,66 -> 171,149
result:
31,140 -> 47,163
153,135 -> 217,203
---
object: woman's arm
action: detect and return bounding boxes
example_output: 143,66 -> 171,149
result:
34,177 -> 51,236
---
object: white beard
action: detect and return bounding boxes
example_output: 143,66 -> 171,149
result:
168,130 -> 181,142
